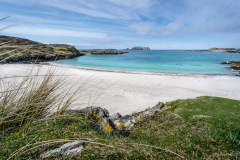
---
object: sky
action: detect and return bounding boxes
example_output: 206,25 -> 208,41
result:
0,0 -> 240,49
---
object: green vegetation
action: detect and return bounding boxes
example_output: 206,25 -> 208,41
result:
1,94 -> 240,159
165,96 -> 240,124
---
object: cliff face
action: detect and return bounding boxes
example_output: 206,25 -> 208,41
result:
131,46 -> 150,50
0,36 -> 83,64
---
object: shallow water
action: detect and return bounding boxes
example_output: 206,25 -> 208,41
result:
54,50 -> 240,76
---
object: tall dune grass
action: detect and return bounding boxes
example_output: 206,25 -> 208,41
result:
0,66 -> 87,135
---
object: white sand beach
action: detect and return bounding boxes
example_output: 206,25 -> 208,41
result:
1,64 -> 240,116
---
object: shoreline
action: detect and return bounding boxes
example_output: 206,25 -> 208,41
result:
1,63 -> 240,116
47,62 -> 238,78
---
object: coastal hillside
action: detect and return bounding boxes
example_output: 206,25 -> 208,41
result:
0,36 -> 83,64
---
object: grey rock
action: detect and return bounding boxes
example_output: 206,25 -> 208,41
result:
40,141 -> 84,158
64,146 -> 84,156
113,109 -> 162,131
110,112 -> 122,120
188,115 -> 212,119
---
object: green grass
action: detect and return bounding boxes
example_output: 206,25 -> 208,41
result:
165,96 -> 240,124
1,110 -> 240,159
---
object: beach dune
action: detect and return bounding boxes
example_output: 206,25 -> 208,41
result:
1,64 -> 240,116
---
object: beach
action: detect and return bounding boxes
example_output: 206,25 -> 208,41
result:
1,64 -> 240,116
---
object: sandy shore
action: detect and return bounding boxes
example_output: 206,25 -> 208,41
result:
1,64 -> 240,116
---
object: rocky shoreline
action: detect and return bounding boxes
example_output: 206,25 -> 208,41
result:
185,47 -> 240,53
219,61 -> 240,76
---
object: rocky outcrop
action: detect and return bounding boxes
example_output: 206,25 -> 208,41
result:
219,61 -> 240,76
131,46 -> 150,50
67,105 -> 163,136
0,36 -> 84,64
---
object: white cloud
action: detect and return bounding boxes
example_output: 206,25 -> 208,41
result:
64,43 -> 95,46
0,0 -> 156,20
0,26 -> 106,38
161,19 -> 184,36
128,22 -> 154,36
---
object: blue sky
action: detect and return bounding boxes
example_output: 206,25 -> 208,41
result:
0,0 -> 240,49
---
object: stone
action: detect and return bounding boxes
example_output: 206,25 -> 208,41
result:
40,141 -> 84,158
110,112 -> 122,120
68,106 -> 162,136
113,108 -> 162,131
188,115 -> 212,119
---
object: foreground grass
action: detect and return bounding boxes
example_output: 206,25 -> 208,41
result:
165,96 -> 240,124
1,100 -> 240,159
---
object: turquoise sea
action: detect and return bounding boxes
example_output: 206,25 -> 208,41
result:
54,50 -> 240,76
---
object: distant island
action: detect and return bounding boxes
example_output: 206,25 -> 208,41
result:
131,46 -> 150,50
124,46 -> 150,50
185,47 -> 240,53
79,49 -> 128,55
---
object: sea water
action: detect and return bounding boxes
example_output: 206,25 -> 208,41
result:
54,50 -> 240,76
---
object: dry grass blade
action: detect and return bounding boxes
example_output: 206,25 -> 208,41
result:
0,48 -> 28,63
0,15 -> 11,21
0,48 -> 17,57
0,41 -> 11,46
127,143 -> 185,159
9,138 -> 129,159
0,65 -> 96,136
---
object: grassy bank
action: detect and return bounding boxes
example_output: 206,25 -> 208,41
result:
165,96 -> 240,124
1,95 -> 240,159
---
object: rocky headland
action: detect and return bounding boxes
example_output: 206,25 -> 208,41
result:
0,36 -> 83,64
185,47 -> 240,53
219,61 -> 240,76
